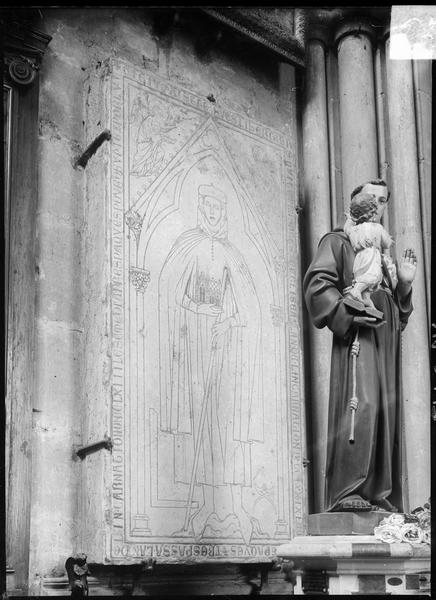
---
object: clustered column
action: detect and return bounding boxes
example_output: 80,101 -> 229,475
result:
302,26 -> 332,513
384,36 -> 430,510
335,20 -> 378,204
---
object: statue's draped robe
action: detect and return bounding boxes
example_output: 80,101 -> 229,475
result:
303,230 -> 413,511
159,211 -> 263,489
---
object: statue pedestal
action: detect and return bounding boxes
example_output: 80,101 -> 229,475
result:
308,511 -> 391,535
277,534 -> 430,595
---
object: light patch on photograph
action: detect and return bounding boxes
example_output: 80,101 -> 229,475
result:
390,5 -> 436,59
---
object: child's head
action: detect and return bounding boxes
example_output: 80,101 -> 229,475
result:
349,192 -> 378,224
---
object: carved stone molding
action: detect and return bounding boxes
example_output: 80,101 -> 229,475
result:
202,8 -> 305,66
4,55 -> 38,86
294,8 -> 307,49
381,24 -> 391,43
308,7 -> 390,28
334,19 -> 377,50
307,7 -> 390,49
306,24 -> 331,48
1,18 -> 51,87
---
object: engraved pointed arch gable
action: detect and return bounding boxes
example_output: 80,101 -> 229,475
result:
130,117 -> 280,279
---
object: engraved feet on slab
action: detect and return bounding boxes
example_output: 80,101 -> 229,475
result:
250,516 -> 269,539
237,511 -> 254,545
331,495 -> 372,512
190,504 -> 212,539
171,504 -> 208,538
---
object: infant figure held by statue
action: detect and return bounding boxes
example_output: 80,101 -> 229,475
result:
343,192 -> 397,321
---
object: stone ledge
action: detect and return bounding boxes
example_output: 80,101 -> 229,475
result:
277,535 -> 431,560
276,536 -> 430,595
308,511 -> 391,535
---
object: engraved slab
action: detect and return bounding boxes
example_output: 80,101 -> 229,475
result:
106,59 -> 305,562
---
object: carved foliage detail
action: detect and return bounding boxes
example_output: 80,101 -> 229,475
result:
125,209 -> 144,241
273,255 -> 286,274
130,266 -> 151,293
271,304 -> 285,327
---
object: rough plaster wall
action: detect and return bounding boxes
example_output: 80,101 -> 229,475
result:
28,7 -> 296,589
28,10 -> 87,593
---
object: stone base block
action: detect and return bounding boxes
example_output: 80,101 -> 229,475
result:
308,511 -> 391,535
277,535 -> 430,595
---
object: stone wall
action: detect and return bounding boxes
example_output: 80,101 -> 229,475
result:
28,8 -> 306,593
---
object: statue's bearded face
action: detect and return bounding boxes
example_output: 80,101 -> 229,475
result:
201,195 -> 223,225
361,183 -> 389,223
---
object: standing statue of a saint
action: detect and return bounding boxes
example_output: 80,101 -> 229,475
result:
303,180 -> 417,513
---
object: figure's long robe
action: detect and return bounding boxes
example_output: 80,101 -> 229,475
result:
158,225 -> 263,488
303,230 -> 413,511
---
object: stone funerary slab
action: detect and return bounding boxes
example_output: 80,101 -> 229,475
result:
98,60 -> 305,562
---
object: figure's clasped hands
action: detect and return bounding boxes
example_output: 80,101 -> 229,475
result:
397,248 -> 417,286
197,303 -> 223,317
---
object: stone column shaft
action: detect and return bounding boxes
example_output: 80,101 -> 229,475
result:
302,37 -> 332,513
336,23 -> 378,204
412,60 -> 432,323
326,51 -> 342,228
374,44 -> 391,234
385,43 -> 430,510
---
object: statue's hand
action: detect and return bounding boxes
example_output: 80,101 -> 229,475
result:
397,248 -> 417,286
197,303 -> 223,317
353,316 -> 385,329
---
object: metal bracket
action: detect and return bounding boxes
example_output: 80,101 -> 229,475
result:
75,434 -> 113,460
129,559 -> 157,595
140,558 -> 156,573
65,554 -> 89,598
239,563 -> 272,594
280,559 -> 297,587
74,129 -> 111,170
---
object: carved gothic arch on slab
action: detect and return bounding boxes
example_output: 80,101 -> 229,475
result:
131,117 -> 283,304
